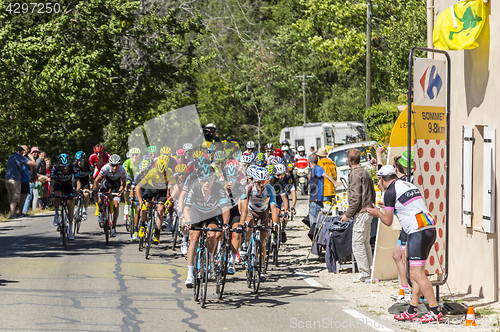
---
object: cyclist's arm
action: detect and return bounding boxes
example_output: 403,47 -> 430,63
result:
281,193 -> 289,213
183,206 -> 191,226
291,189 -> 297,209
93,174 -> 103,190
119,177 -> 126,193
271,204 -> 279,224
76,178 -> 82,192
221,206 -> 230,226
238,198 -> 248,224
170,185 -> 180,200
135,182 -> 144,204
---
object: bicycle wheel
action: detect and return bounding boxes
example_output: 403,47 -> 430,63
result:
103,207 -> 109,246
74,197 -> 82,234
246,241 -> 253,289
145,213 -> 155,259
273,229 -> 280,267
61,208 -> 67,250
194,247 -> 200,301
129,202 -> 135,238
138,221 -> 144,251
253,241 -> 262,294
200,247 -> 209,308
172,215 -> 179,250
264,236 -> 271,273
218,238 -> 229,300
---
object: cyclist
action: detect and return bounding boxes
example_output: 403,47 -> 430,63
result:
264,143 -> 274,163
89,144 -> 110,179
147,146 -> 158,165
73,151 -> 93,220
182,143 -> 194,163
222,161 -> 248,274
160,146 -> 177,171
245,141 -> 258,160
212,150 -> 226,180
183,161 -> 230,288
135,155 -> 176,244
201,141 -> 211,159
131,160 -> 151,240
51,153 -> 80,240
170,163 -> 189,250
123,148 -> 141,217
93,154 -> 127,237
238,154 -> 253,186
176,149 -> 188,165
245,166 -> 278,281
272,163 -> 296,242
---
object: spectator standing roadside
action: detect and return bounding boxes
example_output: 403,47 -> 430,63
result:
308,154 -> 336,226
45,157 -> 52,200
36,150 -> 47,176
340,149 -> 376,282
19,145 -> 35,216
310,146 -> 316,154
23,146 -> 40,213
316,147 -> 341,204
5,146 -> 35,218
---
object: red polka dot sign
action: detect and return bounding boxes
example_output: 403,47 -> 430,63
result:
414,139 -> 446,276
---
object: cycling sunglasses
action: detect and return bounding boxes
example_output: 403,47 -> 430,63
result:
200,177 -> 215,183
254,180 -> 267,185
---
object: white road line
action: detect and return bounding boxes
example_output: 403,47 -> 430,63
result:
295,272 -> 323,287
342,309 -> 393,332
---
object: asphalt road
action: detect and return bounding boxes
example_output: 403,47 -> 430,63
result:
0,198 -> 401,332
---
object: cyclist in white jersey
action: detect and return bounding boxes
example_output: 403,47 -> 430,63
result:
245,166 -> 278,281
93,155 -> 127,237
368,165 -> 442,323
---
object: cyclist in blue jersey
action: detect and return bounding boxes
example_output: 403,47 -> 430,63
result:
245,166 -> 278,281
73,151 -> 93,220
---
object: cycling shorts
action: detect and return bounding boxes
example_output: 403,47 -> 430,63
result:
396,229 -> 408,248
142,188 -> 167,203
126,174 -> 135,186
407,228 -> 436,266
229,207 -> 242,227
53,179 -> 74,198
99,178 -> 121,193
248,209 -> 269,226
189,209 -> 222,228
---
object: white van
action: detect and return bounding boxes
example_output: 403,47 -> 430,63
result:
327,141 -> 379,188
279,122 -> 366,152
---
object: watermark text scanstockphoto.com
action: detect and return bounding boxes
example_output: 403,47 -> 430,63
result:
289,317 -> 500,329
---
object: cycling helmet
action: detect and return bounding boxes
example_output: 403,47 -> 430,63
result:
247,165 -> 259,178
75,151 -> 86,161
182,143 -> 194,151
139,160 -> 150,172
195,157 -> 211,170
206,123 -> 216,129
109,154 -> 121,165
246,141 -> 255,149
176,149 -> 185,156
201,141 -> 210,149
281,140 -> 289,146
214,150 -> 226,164
197,162 -> 215,179
155,156 -> 168,173
126,151 -> 130,159
160,146 -> 171,155
275,157 -> 284,164
281,145 -> 289,151
129,147 -> 140,155
148,146 -> 157,154
253,167 -> 269,182
255,153 -> 266,167
297,145 -> 305,152
226,159 -> 239,167
265,143 -> 274,150
224,148 -> 233,159
266,165 -> 275,176
58,153 -> 70,166
223,164 -> 239,179
93,144 -> 104,153
175,163 -> 188,175
193,149 -> 205,159
274,164 -> 286,175
274,148 -> 283,158
240,154 -> 253,165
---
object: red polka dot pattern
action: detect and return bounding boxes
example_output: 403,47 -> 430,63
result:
413,139 -> 446,276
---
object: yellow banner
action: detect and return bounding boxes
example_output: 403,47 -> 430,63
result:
414,106 -> 447,140
389,106 -> 415,148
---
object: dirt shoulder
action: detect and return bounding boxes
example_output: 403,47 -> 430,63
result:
285,195 -> 500,332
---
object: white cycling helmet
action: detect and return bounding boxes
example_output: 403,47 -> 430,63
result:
246,141 -> 256,149
240,153 -> 253,164
253,167 -> 269,182
247,164 -> 259,178
182,143 -> 193,151
274,164 -> 286,175
214,150 -> 226,163
297,145 -> 305,152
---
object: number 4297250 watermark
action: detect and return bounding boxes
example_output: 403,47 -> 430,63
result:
6,3 -> 61,14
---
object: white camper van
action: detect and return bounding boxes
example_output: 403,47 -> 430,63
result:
279,122 -> 366,151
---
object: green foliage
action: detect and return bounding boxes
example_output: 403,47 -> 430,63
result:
364,102 -> 400,138
371,122 -> 394,144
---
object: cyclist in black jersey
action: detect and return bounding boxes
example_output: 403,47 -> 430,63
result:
51,153 -> 80,240
183,161 -> 230,288
73,151 -> 93,220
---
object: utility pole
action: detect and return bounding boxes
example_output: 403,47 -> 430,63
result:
366,0 -> 372,110
296,73 -> 313,124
